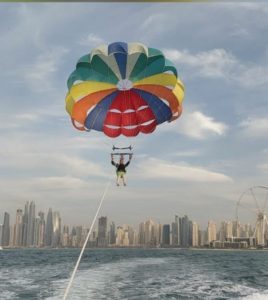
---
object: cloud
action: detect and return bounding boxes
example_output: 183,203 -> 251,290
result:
160,111 -> 228,140
164,48 -> 237,78
173,150 -> 202,157
65,136 -> 111,151
139,13 -> 176,40
2,113 -> 39,129
78,33 -> 105,47
258,164 -> 268,173
239,117 -> 268,137
0,106 -> 67,130
55,154 -> 107,178
22,46 -> 69,92
0,136 -> 107,179
136,158 -> 232,183
31,176 -> 86,190
164,48 -> 268,88
141,13 -> 167,30
230,27 -> 250,38
15,113 -> 39,121
0,175 -> 108,215
220,2 -> 268,13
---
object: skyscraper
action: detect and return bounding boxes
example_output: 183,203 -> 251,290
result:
192,222 -> 199,247
37,211 -> 46,247
115,226 -> 123,246
62,225 -> 69,247
226,221 -> 233,239
75,226 -> 82,247
14,209 -> 23,247
9,225 -> 14,247
171,215 -> 179,246
33,212 -> 45,248
2,212 -> 10,246
180,215 -> 190,247
130,228 -> 138,246
138,222 -> 145,246
122,229 -> 130,246
22,201 -> 29,246
219,221 -> 233,242
199,230 -> 207,247
162,224 -> 170,246
189,220 -> 193,246
45,208 -> 53,247
0,225 -> 3,246
88,229 -> 97,247
207,220 -> 217,244
151,222 -> 161,246
52,211 -> 61,248
33,216 -> 41,247
98,216 -> 108,247
26,201 -> 35,246
109,222 -> 116,245
70,227 -> 77,247
145,219 -> 154,246
82,228 -> 89,248
232,220 -> 240,238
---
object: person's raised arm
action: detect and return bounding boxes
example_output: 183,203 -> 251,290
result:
124,154 -> 132,167
111,154 -> 116,166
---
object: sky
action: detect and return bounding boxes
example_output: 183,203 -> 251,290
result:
0,2 -> 268,229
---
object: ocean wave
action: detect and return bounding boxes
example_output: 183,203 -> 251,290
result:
241,291 -> 268,300
48,255 -> 265,300
1,249 -> 268,300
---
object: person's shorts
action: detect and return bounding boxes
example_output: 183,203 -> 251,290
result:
116,171 -> 126,178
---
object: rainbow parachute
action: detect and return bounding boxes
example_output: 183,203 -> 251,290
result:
65,42 -> 185,137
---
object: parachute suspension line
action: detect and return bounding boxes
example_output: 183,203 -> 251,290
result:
63,178 -> 112,300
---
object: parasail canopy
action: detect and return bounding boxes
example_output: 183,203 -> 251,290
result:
65,42 -> 185,137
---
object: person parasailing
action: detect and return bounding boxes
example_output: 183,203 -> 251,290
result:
111,153 -> 132,186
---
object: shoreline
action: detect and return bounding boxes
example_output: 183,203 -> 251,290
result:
1,246 -> 268,252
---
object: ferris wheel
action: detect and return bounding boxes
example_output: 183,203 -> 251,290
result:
236,186 -> 268,247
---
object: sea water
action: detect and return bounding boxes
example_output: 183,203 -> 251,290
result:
0,248 -> 268,299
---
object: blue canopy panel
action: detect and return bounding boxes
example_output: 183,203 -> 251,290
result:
132,89 -> 172,124
85,91 -> 119,131
108,42 -> 128,55
113,53 -> 127,79
108,42 -> 128,79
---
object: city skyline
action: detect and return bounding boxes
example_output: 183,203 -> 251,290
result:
0,3 -> 268,226
0,198 -> 255,231
1,200 -> 266,249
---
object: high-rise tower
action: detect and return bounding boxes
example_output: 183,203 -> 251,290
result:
98,216 -> 108,247
45,208 -> 53,246
22,202 -> 29,246
2,212 -> 10,246
14,209 -> 23,246
26,201 -> 35,246
207,220 -> 217,244
52,211 -> 61,247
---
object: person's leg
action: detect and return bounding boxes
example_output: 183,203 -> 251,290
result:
122,173 -> 126,186
116,172 -> 120,186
